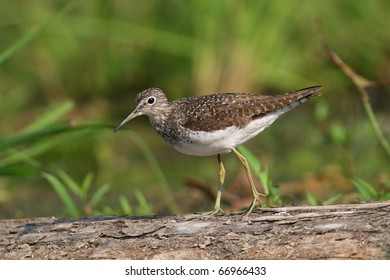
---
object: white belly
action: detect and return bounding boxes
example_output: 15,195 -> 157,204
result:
173,108 -> 289,156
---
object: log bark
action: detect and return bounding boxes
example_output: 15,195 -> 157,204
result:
1,201 -> 389,260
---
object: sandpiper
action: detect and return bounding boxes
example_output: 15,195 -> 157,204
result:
115,86 -> 321,217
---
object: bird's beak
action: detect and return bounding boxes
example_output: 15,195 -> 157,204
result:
114,109 -> 141,132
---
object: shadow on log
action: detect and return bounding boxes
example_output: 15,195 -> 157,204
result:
1,201 -> 389,259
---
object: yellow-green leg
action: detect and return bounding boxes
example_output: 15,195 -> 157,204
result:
231,147 -> 263,216
215,154 -> 225,213
203,154 -> 225,218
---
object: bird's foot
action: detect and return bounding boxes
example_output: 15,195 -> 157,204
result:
242,193 -> 263,219
198,207 -> 225,220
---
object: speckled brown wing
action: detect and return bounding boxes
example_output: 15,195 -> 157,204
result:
248,86 -> 322,120
172,86 -> 321,132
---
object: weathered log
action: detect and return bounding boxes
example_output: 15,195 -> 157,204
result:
1,201 -> 389,259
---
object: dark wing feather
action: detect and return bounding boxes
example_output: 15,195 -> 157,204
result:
172,86 -> 321,132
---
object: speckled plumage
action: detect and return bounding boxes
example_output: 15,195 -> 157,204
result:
115,86 -> 321,156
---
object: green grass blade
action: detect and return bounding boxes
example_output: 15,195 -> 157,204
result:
42,172 -> 80,217
57,169 -> 81,196
0,124 -> 113,151
323,194 -> 343,205
258,167 -> 271,197
134,190 -> 153,215
90,184 -> 110,207
118,195 -> 134,215
0,124 -> 73,151
81,172 -> 94,200
1,148 -> 41,167
22,101 -> 74,134
237,145 -> 271,196
0,166 -> 36,176
351,177 -> 378,201
305,192 -> 320,206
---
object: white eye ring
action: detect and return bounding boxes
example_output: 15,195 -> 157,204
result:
146,96 -> 156,105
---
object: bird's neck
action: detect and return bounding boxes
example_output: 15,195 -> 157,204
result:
149,104 -> 171,130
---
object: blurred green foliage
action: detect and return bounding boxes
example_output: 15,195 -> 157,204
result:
0,0 -> 389,218
352,177 -> 390,202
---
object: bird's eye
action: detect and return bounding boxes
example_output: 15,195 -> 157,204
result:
147,96 -> 156,105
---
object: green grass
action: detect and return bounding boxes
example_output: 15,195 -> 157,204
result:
305,192 -> 343,206
43,169 -> 152,217
114,130 -> 178,213
1,0 -> 389,218
352,177 -> 390,202
0,100 -> 163,217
